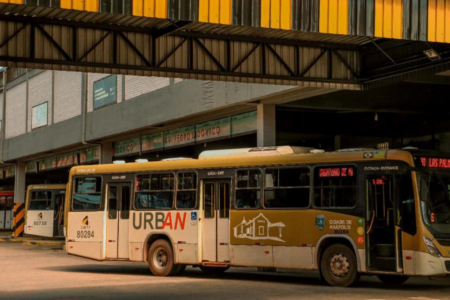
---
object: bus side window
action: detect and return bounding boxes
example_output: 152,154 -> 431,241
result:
314,166 -> 357,208
236,169 -> 261,209
135,174 -> 174,209
177,172 -> 197,209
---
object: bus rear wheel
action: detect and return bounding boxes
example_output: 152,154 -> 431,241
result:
377,275 -> 409,284
199,266 -> 230,274
148,240 -> 180,276
320,244 -> 360,287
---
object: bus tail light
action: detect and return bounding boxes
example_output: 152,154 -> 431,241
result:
424,236 -> 442,257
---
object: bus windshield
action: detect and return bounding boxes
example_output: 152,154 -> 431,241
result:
418,172 -> 450,234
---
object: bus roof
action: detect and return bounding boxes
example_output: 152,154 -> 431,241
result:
27,184 -> 67,191
69,148 -> 415,176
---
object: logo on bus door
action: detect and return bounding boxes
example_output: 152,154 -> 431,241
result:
82,216 -> 89,226
37,213 -> 43,219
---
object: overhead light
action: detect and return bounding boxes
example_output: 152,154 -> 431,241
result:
423,49 -> 441,61
374,113 -> 378,122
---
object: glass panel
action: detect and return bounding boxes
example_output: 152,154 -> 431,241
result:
6,196 -> 13,209
219,183 -> 230,218
237,170 -> 249,188
177,191 -> 196,209
248,170 -> 262,187
178,173 -> 197,190
135,192 -> 173,209
73,177 -> 102,211
314,166 -> 357,208
265,169 -> 278,188
264,188 -> 310,208
29,191 -> 53,210
204,183 -> 214,218
121,186 -> 130,219
54,194 -> 64,224
108,186 -> 117,219
236,190 -> 261,208
0,196 -> 6,210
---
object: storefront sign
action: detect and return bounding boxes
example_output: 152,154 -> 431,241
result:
231,111 -> 257,136
114,138 -> 140,157
26,161 -> 38,173
142,133 -> 164,152
93,75 -> 117,109
164,126 -> 195,148
57,152 -> 74,168
196,117 -> 231,142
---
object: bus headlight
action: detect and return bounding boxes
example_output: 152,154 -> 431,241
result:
424,236 -> 442,257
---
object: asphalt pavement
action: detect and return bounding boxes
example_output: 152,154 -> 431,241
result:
0,242 -> 449,300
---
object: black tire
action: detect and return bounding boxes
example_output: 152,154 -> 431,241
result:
148,240 -> 178,276
199,266 -> 230,274
320,244 -> 360,287
377,275 -> 409,284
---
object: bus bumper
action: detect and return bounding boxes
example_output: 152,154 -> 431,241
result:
415,251 -> 450,276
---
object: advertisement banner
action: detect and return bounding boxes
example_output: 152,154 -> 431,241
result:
93,75 -> 117,109
142,133 -> 164,152
164,126 -> 195,148
196,117 -> 231,142
231,111 -> 257,136
114,138 -> 140,157
39,156 -> 56,171
5,166 -> 15,178
57,152 -> 74,168
26,161 -> 38,173
92,146 -> 100,161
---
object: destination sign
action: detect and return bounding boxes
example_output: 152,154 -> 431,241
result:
418,157 -> 450,169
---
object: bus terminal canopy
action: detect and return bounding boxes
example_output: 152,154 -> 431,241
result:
0,0 -> 449,90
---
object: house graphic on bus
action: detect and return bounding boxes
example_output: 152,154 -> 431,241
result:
233,213 -> 286,242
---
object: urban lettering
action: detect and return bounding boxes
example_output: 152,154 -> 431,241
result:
133,212 -> 187,230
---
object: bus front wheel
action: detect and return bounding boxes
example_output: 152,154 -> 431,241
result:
148,240 -> 180,276
320,244 -> 360,287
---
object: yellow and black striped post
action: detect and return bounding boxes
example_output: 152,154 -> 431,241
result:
13,203 -> 25,237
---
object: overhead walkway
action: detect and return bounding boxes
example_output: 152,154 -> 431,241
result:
0,0 -> 448,89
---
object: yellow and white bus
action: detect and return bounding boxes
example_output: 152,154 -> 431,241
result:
65,146 -> 450,287
0,190 -> 14,230
25,184 -> 66,238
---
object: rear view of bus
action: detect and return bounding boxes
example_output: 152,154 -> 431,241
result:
25,184 -> 66,238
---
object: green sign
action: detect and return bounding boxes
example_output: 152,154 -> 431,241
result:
114,138 -> 140,157
93,75 -> 117,109
5,166 -> 15,178
39,156 -> 56,171
79,146 -> 100,164
164,126 -> 195,148
26,161 -> 38,173
142,133 -> 164,152
231,111 -> 257,136
196,117 -> 231,142
57,152 -> 74,168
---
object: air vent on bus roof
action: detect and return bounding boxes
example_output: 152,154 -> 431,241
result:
199,146 -> 314,159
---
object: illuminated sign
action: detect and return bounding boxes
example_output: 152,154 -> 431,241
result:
319,167 -> 354,178
418,157 -> 450,169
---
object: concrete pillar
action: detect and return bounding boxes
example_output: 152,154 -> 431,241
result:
100,142 -> 114,164
13,162 -> 26,237
257,104 -> 276,147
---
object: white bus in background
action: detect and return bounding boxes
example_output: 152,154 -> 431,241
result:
25,184 -> 66,238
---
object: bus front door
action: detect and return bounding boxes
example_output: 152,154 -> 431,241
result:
202,180 -> 231,263
106,183 -> 131,259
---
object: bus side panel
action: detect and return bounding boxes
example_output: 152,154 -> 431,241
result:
25,210 -> 54,238
5,210 -> 12,229
67,211 -> 105,260
130,210 -> 199,264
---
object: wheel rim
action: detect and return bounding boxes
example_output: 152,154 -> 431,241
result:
152,246 -> 169,270
329,252 -> 350,278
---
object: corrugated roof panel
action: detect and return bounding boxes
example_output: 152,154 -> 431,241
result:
232,0 -> 260,27
319,0 -> 349,35
428,0 -> 450,43
403,0 -> 428,41
292,0 -> 319,32
348,0 -> 375,36
168,0 -> 199,21
374,0 -> 403,39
